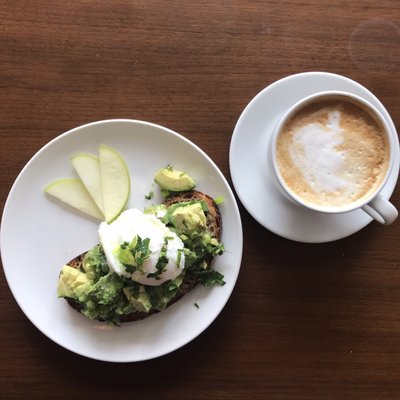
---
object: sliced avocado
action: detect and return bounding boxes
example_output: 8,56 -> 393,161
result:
154,165 -> 196,192
123,286 -> 152,313
170,202 -> 207,234
57,265 -> 91,300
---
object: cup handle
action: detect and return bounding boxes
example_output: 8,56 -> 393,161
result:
361,194 -> 398,225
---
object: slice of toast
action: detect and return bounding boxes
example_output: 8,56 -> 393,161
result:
64,190 -> 222,323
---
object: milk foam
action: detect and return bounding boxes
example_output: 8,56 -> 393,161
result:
276,99 -> 389,208
289,111 -> 356,196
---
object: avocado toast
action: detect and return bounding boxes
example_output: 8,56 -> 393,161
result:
57,190 -> 224,325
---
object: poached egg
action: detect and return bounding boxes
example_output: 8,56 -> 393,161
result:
98,208 -> 185,286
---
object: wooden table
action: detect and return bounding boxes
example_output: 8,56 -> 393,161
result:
1,1 -> 399,399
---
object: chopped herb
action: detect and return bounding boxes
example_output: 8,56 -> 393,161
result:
123,263 -> 135,274
82,245 -> 110,282
214,196 -> 224,205
176,248 -> 184,267
199,200 -> 209,212
194,269 -> 225,287
147,237 -> 169,279
194,303 -> 200,309
117,235 -> 151,273
145,190 -> 154,200
161,189 -> 171,198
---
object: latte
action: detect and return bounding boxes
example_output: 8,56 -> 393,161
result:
276,99 -> 390,208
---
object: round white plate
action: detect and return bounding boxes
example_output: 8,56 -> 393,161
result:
229,72 -> 399,243
1,119 -> 243,362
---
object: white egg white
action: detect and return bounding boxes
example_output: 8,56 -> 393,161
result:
98,208 -> 185,286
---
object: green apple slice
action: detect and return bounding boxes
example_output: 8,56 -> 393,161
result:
71,153 -> 104,214
44,178 -> 104,220
99,144 -> 130,223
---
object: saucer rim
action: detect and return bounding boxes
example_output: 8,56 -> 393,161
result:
229,71 -> 399,243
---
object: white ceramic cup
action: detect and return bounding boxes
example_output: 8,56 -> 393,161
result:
269,91 -> 398,225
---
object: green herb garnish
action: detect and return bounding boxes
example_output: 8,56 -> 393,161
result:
145,190 -> 154,200
117,235 -> 151,273
214,196 -> 224,205
194,269 -> 225,287
147,237 -> 169,279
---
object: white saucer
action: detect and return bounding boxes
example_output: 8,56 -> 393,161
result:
229,72 -> 400,243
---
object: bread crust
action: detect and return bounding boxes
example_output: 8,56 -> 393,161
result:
64,190 -> 222,323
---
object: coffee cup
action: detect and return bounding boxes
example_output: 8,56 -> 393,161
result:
269,91 -> 398,225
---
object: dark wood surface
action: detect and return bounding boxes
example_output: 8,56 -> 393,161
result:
1,1 -> 399,399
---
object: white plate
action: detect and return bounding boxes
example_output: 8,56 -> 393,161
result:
0,119 -> 243,362
229,72 -> 399,243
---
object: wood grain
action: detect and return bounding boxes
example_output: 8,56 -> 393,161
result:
1,1 -> 399,399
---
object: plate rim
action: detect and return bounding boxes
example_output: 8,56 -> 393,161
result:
0,118 -> 243,362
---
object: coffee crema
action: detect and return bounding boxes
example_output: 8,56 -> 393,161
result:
276,99 -> 390,208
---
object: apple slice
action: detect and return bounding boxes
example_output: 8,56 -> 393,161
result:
44,178 -> 104,220
71,153 -> 104,214
99,144 -> 130,223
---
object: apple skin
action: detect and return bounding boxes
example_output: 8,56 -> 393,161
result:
44,144 -> 130,223
71,153 -> 104,214
44,178 -> 104,220
99,144 -> 131,223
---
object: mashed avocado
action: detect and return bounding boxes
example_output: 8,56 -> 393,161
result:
123,286 -> 152,313
170,202 -> 206,234
57,244 -> 187,324
58,196 -> 224,325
